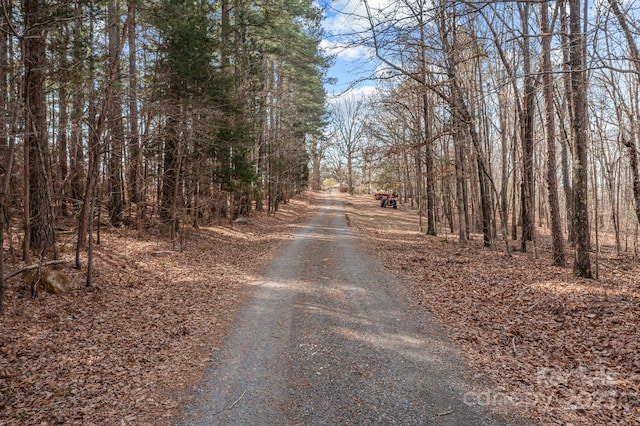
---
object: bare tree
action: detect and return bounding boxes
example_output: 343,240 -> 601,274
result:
330,97 -> 366,194
363,0 -> 438,235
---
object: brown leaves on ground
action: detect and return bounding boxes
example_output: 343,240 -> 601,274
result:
343,194 -> 640,426
3,192 -> 639,425
0,197 -> 313,425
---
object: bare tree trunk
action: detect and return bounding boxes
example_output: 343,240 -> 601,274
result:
498,91 -> 509,237
86,190 -> 96,288
70,5 -> 85,213
0,12 -> 10,312
310,136 -> 322,191
477,156 -> 492,247
415,143 -> 424,233
107,0 -> 124,226
623,136 -> 640,225
24,0 -> 55,255
76,113 -> 100,261
560,121 -> 574,243
569,0 -> 591,278
454,123 -> 468,242
0,2 -> 7,162
0,198 -> 4,312
520,1 -> 535,252
0,116 -> 16,314
127,0 -> 141,218
423,94 -> 436,235
560,2 -> 575,245
161,113 -> 180,224
57,31 -> 70,217
541,0 -> 566,266
76,15 -> 99,258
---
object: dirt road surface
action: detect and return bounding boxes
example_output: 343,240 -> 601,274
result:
176,194 -> 524,425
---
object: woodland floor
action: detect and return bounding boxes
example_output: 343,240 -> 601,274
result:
0,192 -> 639,425
0,197 -> 314,425
343,194 -> 640,426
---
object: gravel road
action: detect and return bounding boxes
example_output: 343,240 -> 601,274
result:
176,195 -> 524,425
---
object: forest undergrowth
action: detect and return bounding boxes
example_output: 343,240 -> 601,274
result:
344,193 -> 639,426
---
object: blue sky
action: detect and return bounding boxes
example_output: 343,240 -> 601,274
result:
319,0 -> 381,98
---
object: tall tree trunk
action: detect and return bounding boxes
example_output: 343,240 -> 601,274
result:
423,94 -> 436,235
0,1 -> 7,160
560,122 -> 574,243
127,0 -> 142,222
57,73 -> 69,216
0,196 -> 4,312
498,90 -> 510,238
560,1 -> 575,245
70,3 -> 85,212
477,155 -> 492,247
417,6 -> 436,236
107,0 -> 124,226
511,127 -> 519,241
520,1 -> 535,252
569,0 -> 591,277
24,0 -> 55,254
0,8 -> 9,311
415,144 -> 423,232
76,15 -> 98,257
310,136 -> 322,191
454,120 -> 468,242
161,113 -> 180,224
347,153 -> 353,194
0,107 -> 16,315
541,0 -> 567,266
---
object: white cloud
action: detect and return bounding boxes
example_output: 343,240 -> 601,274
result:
322,0 -> 396,36
327,85 -> 378,103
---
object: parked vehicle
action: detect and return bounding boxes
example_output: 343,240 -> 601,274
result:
379,193 -> 397,209
374,193 -> 389,200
